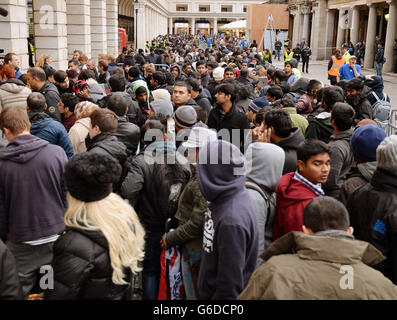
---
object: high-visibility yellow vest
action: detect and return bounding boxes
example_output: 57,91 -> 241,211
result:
343,52 -> 351,64
293,68 -> 302,78
328,56 -> 345,76
28,42 -> 35,55
284,51 -> 293,61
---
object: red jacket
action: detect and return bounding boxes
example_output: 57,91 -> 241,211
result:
273,172 -> 318,240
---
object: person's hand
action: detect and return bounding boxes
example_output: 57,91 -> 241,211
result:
160,235 -> 167,250
365,75 -> 374,81
253,123 -> 272,143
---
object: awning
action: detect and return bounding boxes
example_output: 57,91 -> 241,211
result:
219,20 -> 246,30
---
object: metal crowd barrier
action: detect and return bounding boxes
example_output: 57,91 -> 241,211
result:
376,109 -> 397,136
118,63 -> 170,73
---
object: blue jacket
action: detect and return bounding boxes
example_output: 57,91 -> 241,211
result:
196,140 -> 259,300
29,112 -> 74,158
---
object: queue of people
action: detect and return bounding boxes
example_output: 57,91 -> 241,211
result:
0,32 -> 396,300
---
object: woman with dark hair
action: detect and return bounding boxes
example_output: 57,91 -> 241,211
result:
121,119 -> 190,300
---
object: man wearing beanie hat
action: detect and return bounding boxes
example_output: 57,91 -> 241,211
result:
346,135 -> 397,284
174,105 -> 197,132
152,89 -> 171,101
339,124 -> 386,205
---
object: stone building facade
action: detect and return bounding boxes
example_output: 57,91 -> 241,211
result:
288,0 -> 397,72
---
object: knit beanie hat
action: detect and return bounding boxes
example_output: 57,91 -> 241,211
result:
350,124 -> 386,162
212,67 -> 225,81
150,98 -> 174,118
376,135 -> 397,173
64,153 -> 121,202
152,89 -> 171,101
174,105 -> 197,129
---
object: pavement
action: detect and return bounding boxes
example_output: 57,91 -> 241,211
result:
271,59 -> 397,105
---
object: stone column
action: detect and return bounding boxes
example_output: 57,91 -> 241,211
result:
34,0 -> 68,70
384,0 -> 397,72
350,6 -> 360,46
91,0 -> 107,60
191,18 -> 196,35
106,0 -> 118,57
0,0 -> 29,72
302,9 -> 310,43
325,9 -> 336,57
66,0 -> 91,59
311,0 -> 327,60
336,9 -> 345,49
292,6 -> 302,47
135,4 -> 146,50
214,18 -> 218,35
364,3 -> 377,69
169,17 -> 173,34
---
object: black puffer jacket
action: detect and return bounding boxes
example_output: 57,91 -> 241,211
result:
276,127 -> 305,174
45,228 -> 132,300
347,169 -> 397,284
113,116 -> 140,157
86,134 -> 127,167
346,94 -> 373,126
0,239 -> 23,300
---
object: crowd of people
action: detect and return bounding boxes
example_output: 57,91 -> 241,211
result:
0,32 -> 396,300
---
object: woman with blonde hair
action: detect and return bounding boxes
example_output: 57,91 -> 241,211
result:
45,152 -> 145,300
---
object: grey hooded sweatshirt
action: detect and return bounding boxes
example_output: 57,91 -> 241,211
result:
245,142 -> 285,267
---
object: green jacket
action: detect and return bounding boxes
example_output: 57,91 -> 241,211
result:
165,165 -> 207,249
239,232 -> 397,300
305,112 -> 333,143
282,107 -> 308,135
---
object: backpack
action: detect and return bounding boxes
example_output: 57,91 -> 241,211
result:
371,91 -> 391,121
245,181 -> 274,228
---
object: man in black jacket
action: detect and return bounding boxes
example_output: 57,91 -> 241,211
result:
374,42 -> 385,77
347,135 -> 397,284
107,95 -> 140,157
97,74 -> 142,125
27,67 -> 61,121
346,78 -> 373,126
86,109 -> 127,193
207,83 -> 250,152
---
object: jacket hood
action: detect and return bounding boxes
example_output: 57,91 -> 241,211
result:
29,114 -> 52,135
196,140 -> 246,202
131,80 -> 150,100
276,127 -> 304,150
290,77 -> 310,94
0,79 -> 29,94
170,63 -> 183,78
245,142 -> 285,191
260,231 -> 385,267
0,134 -> 49,163
276,172 -> 318,206
86,134 -> 127,163
357,161 -> 377,181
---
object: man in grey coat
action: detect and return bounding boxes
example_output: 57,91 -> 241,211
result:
324,103 -> 355,198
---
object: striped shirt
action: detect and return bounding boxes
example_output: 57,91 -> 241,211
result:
293,172 -> 325,196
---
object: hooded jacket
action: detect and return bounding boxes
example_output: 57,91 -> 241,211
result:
86,133 -> 127,168
196,140 -> 259,300
245,143 -> 285,267
305,111 -> 334,143
45,228 -> 132,300
238,232 -> 397,300
324,128 -> 355,198
347,169 -> 397,284
276,127 -> 305,175
0,79 -> 31,111
295,94 -> 315,117
283,107 -> 309,135
86,78 -> 106,103
29,112 -> 74,159
0,135 -> 67,243
170,63 -> 185,81
274,172 -> 319,240
339,161 -> 377,205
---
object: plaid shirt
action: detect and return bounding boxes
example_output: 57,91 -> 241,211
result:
293,172 -> 325,196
